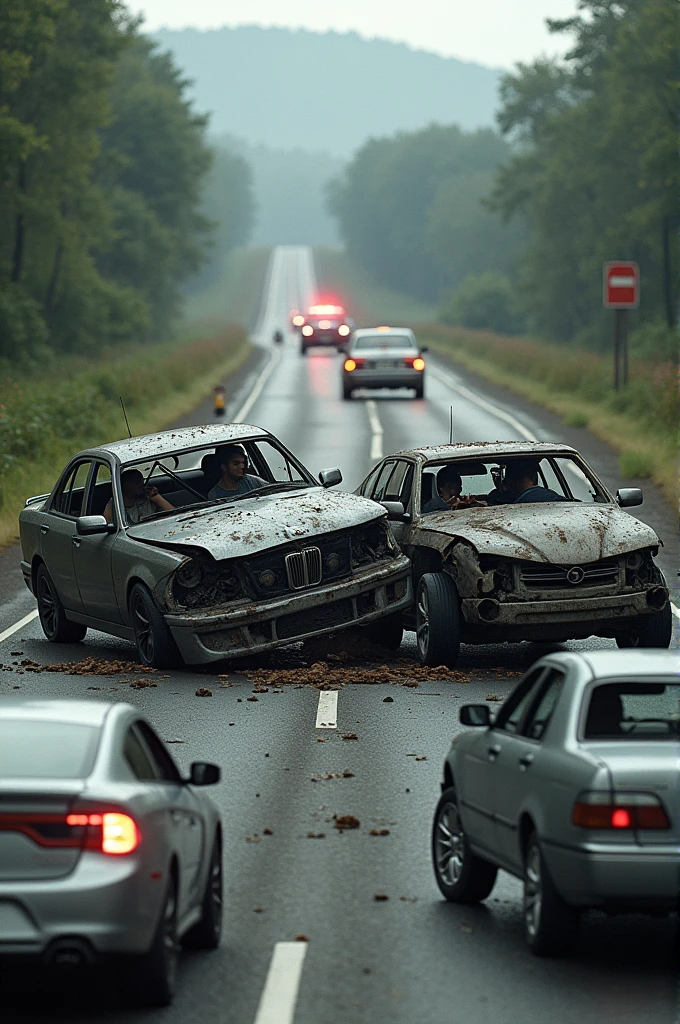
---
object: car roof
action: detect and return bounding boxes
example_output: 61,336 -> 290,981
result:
0,698 -> 120,726
575,649 -> 680,678
388,441 -> 579,462
78,423 -> 270,464
352,328 -> 415,339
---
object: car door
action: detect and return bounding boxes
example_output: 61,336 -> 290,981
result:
458,668 -> 548,858
492,668 -> 566,870
136,721 -> 206,911
40,460 -> 93,613
71,460 -> 123,624
381,460 -> 415,547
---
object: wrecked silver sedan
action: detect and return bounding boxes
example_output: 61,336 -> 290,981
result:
358,442 -> 671,666
19,425 -> 410,667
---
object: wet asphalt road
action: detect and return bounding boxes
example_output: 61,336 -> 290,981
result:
1,246 -> 677,1023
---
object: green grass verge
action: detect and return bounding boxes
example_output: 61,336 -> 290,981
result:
314,246 -> 436,327
181,246 -> 272,330
0,327 -> 250,549
419,324 -> 677,502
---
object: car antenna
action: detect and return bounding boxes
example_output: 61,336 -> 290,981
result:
449,406 -> 454,444
119,396 -> 132,438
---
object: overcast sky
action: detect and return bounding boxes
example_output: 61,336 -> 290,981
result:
129,1 -> 578,68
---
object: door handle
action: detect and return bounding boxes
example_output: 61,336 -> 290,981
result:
487,744 -> 501,760
72,536 -> 81,548
170,810 -> 183,825
519,754 -> 534,770
40,524 -> 50,535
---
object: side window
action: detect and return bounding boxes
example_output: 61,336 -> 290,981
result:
537,459 -> 566,497
249,440 -> 306,483
495,668 -> 546,734
86,462 -> 113,517
124,727 -> 157,780
522,669 -> 565,741
384,461 -> 414,506
52,461 -> 92,517
136,721 -> 182,783
372,462 -> 396,502
359,465 -> 381,497
555,457 -> 600,504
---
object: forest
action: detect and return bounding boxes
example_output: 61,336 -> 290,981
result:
0,0 -> 253,364
329,0 -> 678,354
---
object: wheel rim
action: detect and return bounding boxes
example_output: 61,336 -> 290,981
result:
210,846 -> 223,936
434,801 -> 466,887
131,594 -> 154,664
416,585 -> 429,659
37,575 -> 58,637
163,885 -> 179,991
524,843 -> 543,939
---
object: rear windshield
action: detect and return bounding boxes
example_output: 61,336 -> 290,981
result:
584,682 -> 680,741
353,335 -> 416,351
0,721 -> 100,778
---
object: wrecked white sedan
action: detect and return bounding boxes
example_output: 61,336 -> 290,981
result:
358,442 -> 671,665
19,425 -> 410,667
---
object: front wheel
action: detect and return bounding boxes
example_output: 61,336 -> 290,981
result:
36,564 -> 87,643
523,832 -> 580,956
616,603 -> 672,649
432,788 -> 497,903
416,572 -> 461,667
129,583 -> 181,669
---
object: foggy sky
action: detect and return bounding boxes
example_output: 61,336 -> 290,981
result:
129,0 -> 578,68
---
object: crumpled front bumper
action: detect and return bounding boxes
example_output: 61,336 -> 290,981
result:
165,554 -> 411,664
461,589 -> 664,632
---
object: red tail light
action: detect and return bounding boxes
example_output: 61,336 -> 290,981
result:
573,793 -> 670,830
404,356 -> 426,370
0,809 -> 140,853
344,357 -> 365,371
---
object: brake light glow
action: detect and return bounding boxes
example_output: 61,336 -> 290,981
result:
302,325 -> 313,336
102,813 -> 140,855
292,315 -> 305,327
377,325 -> 391,331
338,325 -> 350,336
344,358 -> 357,372
413,357 -> 426,371
572,792 -> 670,830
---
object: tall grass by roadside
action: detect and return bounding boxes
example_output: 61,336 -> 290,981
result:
0,327 -> 249,548
182,246 -> 272,330
419,324 -> 677,501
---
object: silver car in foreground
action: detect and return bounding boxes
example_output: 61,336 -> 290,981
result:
432,650 -> 679,956
342,327 -> 427,399
0,699 -> 222,1006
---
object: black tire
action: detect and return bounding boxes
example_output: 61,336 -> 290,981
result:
129,583 -> 181,669
432,788 -> 497,903
36,564 -> 87,643
523,831 -> 580,956
416,572 -> 461,667
342,385 -> 353,400
414,382 -> 424,399
124,875 -> 179,1007
367,612 -> 404,651
182,833 -> 223,950
300,343 -> 308,356
616,603 -> 672,649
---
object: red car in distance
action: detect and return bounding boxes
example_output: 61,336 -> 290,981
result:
297,304 -> 354,354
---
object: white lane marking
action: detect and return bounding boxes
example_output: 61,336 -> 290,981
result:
233,347 -> 281,424
0,609 -> 39,645
315,690 -> 338,729
430,364 -> 537,442
672,603 -> 680,622
365,399 -> 384,460
253,941 -> 309,1024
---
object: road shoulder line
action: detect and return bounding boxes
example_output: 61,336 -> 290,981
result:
253,941 -> 308,1024
0,609 -> 39,645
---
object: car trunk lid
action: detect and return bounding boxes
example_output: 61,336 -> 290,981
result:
585,743 -> 678,844
0,781 -> 87,881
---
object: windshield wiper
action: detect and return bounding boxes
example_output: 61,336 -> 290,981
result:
222,481 -> 314,503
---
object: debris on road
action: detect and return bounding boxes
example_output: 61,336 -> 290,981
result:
130,680 -> 158,690
486,694 -> 502,702
383,696 -> 394,702
245,835 -> 261,843
369,828 -> 390,836
263,827 -> 273,835
311,770 -> 355,782
295,935 -> 309,942
11,657 -> 156,676
342,732 -> 358,741
165,739 -> 185,744
195,687 -> 212,697
247,696 -> 259,702
373,893 -> 389,901
307,832 -> 326,839
334,815 -> 360,830
254,907 -> 264,913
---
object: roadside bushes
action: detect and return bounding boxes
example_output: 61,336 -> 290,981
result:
439,272 -> 523,335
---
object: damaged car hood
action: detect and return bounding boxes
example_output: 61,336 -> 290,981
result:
414,503 -> 660,563
127,487 -> 384,558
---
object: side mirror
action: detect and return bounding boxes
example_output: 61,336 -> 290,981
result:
420,346 -> 429,353
319,468 -> 342,488
379,500 -> 410,522
459,704 -> 492,727
189,762 -> 220,786
616,488 -> 643,508
76,515 -> 114,536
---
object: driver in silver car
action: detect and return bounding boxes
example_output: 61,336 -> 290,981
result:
104,469 -> 174,524
208,444 -> 267,500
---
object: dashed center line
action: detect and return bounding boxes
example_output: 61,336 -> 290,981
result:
365,399 -> 383,460
253,941 -> 309,1024
315,690 -> 338,729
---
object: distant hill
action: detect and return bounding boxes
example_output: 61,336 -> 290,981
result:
152,26 -> 503,156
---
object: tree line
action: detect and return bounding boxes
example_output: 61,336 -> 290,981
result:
0,0 -> 254,364
329,0 -> 678,353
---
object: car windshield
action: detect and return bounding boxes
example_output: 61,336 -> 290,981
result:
353,335 -> 416,351
420,454 -> 607,511
0,721 -> 100,778
119,437 -> 316,523
584,681 -> 680,740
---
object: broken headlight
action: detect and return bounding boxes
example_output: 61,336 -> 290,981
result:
175,559 -> 203,589
172,556 -> 243,609
351,519 -> 394,568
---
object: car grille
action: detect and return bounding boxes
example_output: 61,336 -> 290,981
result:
276,599 -> 353,641
519,559 -> 620,589
285,548 -> 323,590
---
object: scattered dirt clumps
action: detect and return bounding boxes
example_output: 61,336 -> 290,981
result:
334,814 -> 360,831
195,687 -> 212,697
11,657 -> 156,676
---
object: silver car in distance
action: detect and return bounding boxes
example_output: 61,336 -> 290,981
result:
342,327 -> 427,399
0,699 -> 222,1006
432,650 -> 679,956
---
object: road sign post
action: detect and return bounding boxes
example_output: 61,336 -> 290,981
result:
604,262 -> 639,391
